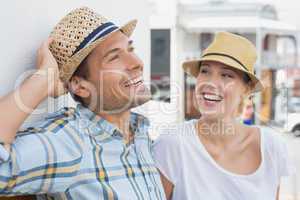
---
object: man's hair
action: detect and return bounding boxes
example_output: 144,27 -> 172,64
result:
70,57 -> 89,106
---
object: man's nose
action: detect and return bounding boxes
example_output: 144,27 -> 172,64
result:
124,53 -> 144,71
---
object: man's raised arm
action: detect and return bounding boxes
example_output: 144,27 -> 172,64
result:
0,38 -> 65,144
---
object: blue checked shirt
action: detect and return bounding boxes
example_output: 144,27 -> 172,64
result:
0,104 -> 166,200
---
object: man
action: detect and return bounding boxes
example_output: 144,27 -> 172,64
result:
0,7 -> 166,200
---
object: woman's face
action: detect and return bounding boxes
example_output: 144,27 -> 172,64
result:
195,60 -> 249,120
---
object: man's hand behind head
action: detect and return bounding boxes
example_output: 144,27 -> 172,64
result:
35,38 -> 67,98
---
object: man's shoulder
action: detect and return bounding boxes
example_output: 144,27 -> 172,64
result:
17,107 -> 82,136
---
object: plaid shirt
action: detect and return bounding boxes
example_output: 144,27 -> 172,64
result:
0,104 -> 166,200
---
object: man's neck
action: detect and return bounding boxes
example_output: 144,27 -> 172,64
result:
94,108 -> 133,142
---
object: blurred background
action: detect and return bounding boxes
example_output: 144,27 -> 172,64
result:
0,0 -> 300,199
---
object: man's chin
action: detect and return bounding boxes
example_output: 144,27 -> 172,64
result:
131,94 -> 152,108
97,93 -> 152,114
129,86 -> 152,107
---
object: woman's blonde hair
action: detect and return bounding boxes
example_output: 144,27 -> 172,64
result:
236,73 -> 254,116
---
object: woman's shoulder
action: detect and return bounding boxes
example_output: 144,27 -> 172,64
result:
255,126 -> 290,168
242,125 -> 284,147
258,126 -> 295,177
238,125 -> 287,159
257,126 -> 286,150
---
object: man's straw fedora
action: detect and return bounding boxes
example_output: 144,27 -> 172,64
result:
182,32 -> 264,92
49,7 -> 137,83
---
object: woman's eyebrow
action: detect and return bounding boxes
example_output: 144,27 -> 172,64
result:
220,66 -> 236,73
200,64 -> 210,67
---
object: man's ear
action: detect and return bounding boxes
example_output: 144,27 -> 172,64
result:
68,76 -> 91,98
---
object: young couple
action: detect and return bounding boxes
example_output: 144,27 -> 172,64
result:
0,7 -> 293,200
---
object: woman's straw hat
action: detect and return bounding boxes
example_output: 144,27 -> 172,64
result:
182,32 -> 264,92
49,7 -> 137,82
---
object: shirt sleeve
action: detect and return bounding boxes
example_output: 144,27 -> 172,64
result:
152,128 -> 181,184
265,127 -> 296,179
0,126 -> 85,196
0,144 -> 10,163
276,135 -> 296,178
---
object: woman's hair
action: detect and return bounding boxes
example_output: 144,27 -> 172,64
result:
237,73 -> 253,116
242,73 -> 251,85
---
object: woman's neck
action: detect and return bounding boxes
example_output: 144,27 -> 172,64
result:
196,116 -> 241,145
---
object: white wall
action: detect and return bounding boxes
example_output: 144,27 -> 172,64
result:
0,0 -> 151,124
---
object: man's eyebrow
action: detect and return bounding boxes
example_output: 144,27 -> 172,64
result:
103,40 -> 134,59
103,48 -> 120,59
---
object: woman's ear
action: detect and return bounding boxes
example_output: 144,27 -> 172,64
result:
236,84 -> 252,117
68,76 -> 91,98
243,83 -> 252,97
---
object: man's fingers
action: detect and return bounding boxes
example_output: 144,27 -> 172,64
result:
48,37 -> 54,43
46,37 -> 54,48
37,41 -> 46,57
39,37 -> 53,54
36,41 -> 46,67
36,37 -> 58,72
42,40 -> 50,52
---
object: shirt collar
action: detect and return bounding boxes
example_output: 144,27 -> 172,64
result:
76,104 -> 150,140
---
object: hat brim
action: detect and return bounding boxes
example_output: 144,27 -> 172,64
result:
182,55 -> 264,93
60,19 -> 138,82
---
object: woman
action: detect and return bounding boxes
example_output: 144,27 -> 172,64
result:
153,32 -> 294,200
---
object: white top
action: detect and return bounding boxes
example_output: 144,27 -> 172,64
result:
153,120 -> 295,200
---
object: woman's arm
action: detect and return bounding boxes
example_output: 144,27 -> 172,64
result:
276,185 -> 280,200
159,171 -> 174,200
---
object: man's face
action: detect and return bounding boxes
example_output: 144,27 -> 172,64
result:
80,31 -> 151,113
